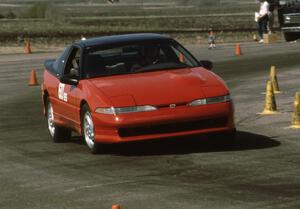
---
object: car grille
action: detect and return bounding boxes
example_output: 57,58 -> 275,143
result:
284,14 -> 300,24
118,117 -> 228,137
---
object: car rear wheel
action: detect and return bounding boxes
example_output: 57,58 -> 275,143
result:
82,105 -> 100,154
46,98 -> 71,143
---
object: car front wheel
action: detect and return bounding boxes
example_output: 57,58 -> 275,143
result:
82,105 -> 100,154
46,98 -> 71,143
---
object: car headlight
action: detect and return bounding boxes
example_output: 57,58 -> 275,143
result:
279,0 -> 287,5
285,16 -> 291,23
188,94 -> 231,106
95,105 -> 157,114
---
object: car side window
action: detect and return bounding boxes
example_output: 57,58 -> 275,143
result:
53,46 -> 71,76
64,47 -> 81,79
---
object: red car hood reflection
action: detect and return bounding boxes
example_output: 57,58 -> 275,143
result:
89,67 -> 229,107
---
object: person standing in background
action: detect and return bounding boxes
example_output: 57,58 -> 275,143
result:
267,0 -> 279,33
208,31 -> 216,49
257,0 -> 270,43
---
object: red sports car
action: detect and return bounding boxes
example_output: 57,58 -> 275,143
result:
41,33 -> 235,153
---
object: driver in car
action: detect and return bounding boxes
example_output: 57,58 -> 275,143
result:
70,50 -> 80,77
131,45 -> 160,72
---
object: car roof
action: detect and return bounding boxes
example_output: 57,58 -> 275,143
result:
77,33 -> 172,48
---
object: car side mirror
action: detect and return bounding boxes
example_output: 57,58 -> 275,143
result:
60,76 -> 79,86
199,60 -> 213,70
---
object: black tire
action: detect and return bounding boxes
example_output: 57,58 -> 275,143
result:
81,104 -> 100,154
284,32 -> 298,42
46,98 -> 71,143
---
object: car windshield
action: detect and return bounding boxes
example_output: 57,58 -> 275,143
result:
83,40 -> 199,78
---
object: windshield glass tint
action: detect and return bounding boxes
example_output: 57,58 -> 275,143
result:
83,40 -> 198,78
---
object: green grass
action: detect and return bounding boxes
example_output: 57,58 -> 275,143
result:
0,0 -> 271,43
0,0 -> 257,17
0,14 -> 258,36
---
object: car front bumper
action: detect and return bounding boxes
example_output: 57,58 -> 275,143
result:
91,101 -> 235,143
282,26 -> 300,32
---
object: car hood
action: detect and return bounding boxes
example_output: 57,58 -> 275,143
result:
88,67 -> 229,107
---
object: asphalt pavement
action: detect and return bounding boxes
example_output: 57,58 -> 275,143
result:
0,41 -> 299,209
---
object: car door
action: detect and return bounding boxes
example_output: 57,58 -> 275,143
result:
55,46 -> 82,130
47,46 -> 70,124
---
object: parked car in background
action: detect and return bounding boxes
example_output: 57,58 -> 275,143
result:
278,0 -> 300,41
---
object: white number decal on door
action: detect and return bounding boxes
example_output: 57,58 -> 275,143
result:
58,83 -> 68,102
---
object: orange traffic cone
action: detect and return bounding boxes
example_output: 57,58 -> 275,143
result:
260,80 -> 279,115
235,43 -> 242,56
270,65 -> 280,93
28,69 -> 38,86
253,33 -> 258,41
111,205 -> 121,209
291,92 -> 300,128
24,40 -> 32,54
